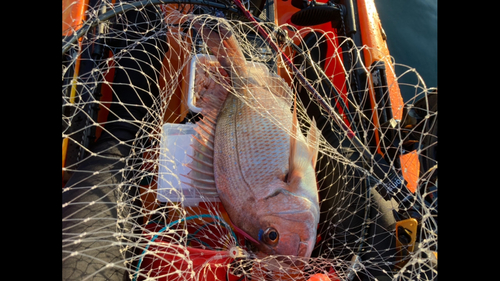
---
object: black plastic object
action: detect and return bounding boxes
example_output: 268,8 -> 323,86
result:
291,3 -> 343,27
341,0 -> 357,35
291,0 -> 307,9
249,0 -> 266,17
368,153 -> 409,202
293,32 -> 336,145
370,61 -> 393,126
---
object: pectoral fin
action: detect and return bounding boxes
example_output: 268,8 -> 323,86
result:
288,94 -> 301,181
288,98 -> 321,181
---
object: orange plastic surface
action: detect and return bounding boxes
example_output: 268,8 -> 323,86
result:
357,0 -> 418,191
307,273 -> 333,281
62,0 -> 89,36
357,0 -> 403,121
399,150 -> 420,194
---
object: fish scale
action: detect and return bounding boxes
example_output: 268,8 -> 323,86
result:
215,87 -> 292,203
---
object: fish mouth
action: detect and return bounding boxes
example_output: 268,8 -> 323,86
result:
297,240 -> 313,257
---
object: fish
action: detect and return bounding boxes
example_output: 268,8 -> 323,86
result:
184,18 -> 320,258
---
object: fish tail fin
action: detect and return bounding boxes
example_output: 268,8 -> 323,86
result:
192,19 -> 248,83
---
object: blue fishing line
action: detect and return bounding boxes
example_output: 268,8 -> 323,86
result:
132,214 -> 237,281
258,229 -> 264,242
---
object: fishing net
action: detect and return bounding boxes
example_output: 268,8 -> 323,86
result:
62,1 -> 437,280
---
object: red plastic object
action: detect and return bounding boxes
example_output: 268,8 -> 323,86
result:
138,223 -> 244,281
139,242 -> 242,281
307,273 -> 332,281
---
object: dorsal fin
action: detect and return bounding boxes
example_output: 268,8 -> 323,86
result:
181,114 -> 218,196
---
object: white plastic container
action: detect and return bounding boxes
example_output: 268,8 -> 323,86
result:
157,123 -> 219,206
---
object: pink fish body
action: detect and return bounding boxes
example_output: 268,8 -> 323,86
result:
186,19 -> 320,258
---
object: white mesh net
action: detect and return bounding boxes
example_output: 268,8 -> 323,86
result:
62,1 -> 437,280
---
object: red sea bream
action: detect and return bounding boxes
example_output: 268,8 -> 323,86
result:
184,19 -> 320,258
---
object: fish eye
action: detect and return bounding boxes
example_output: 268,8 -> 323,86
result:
263,227 -> 279,245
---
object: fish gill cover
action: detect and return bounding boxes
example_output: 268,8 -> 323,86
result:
62,1 -> 437,280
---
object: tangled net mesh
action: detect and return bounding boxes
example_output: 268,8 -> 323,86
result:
62,1 -> 437,280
